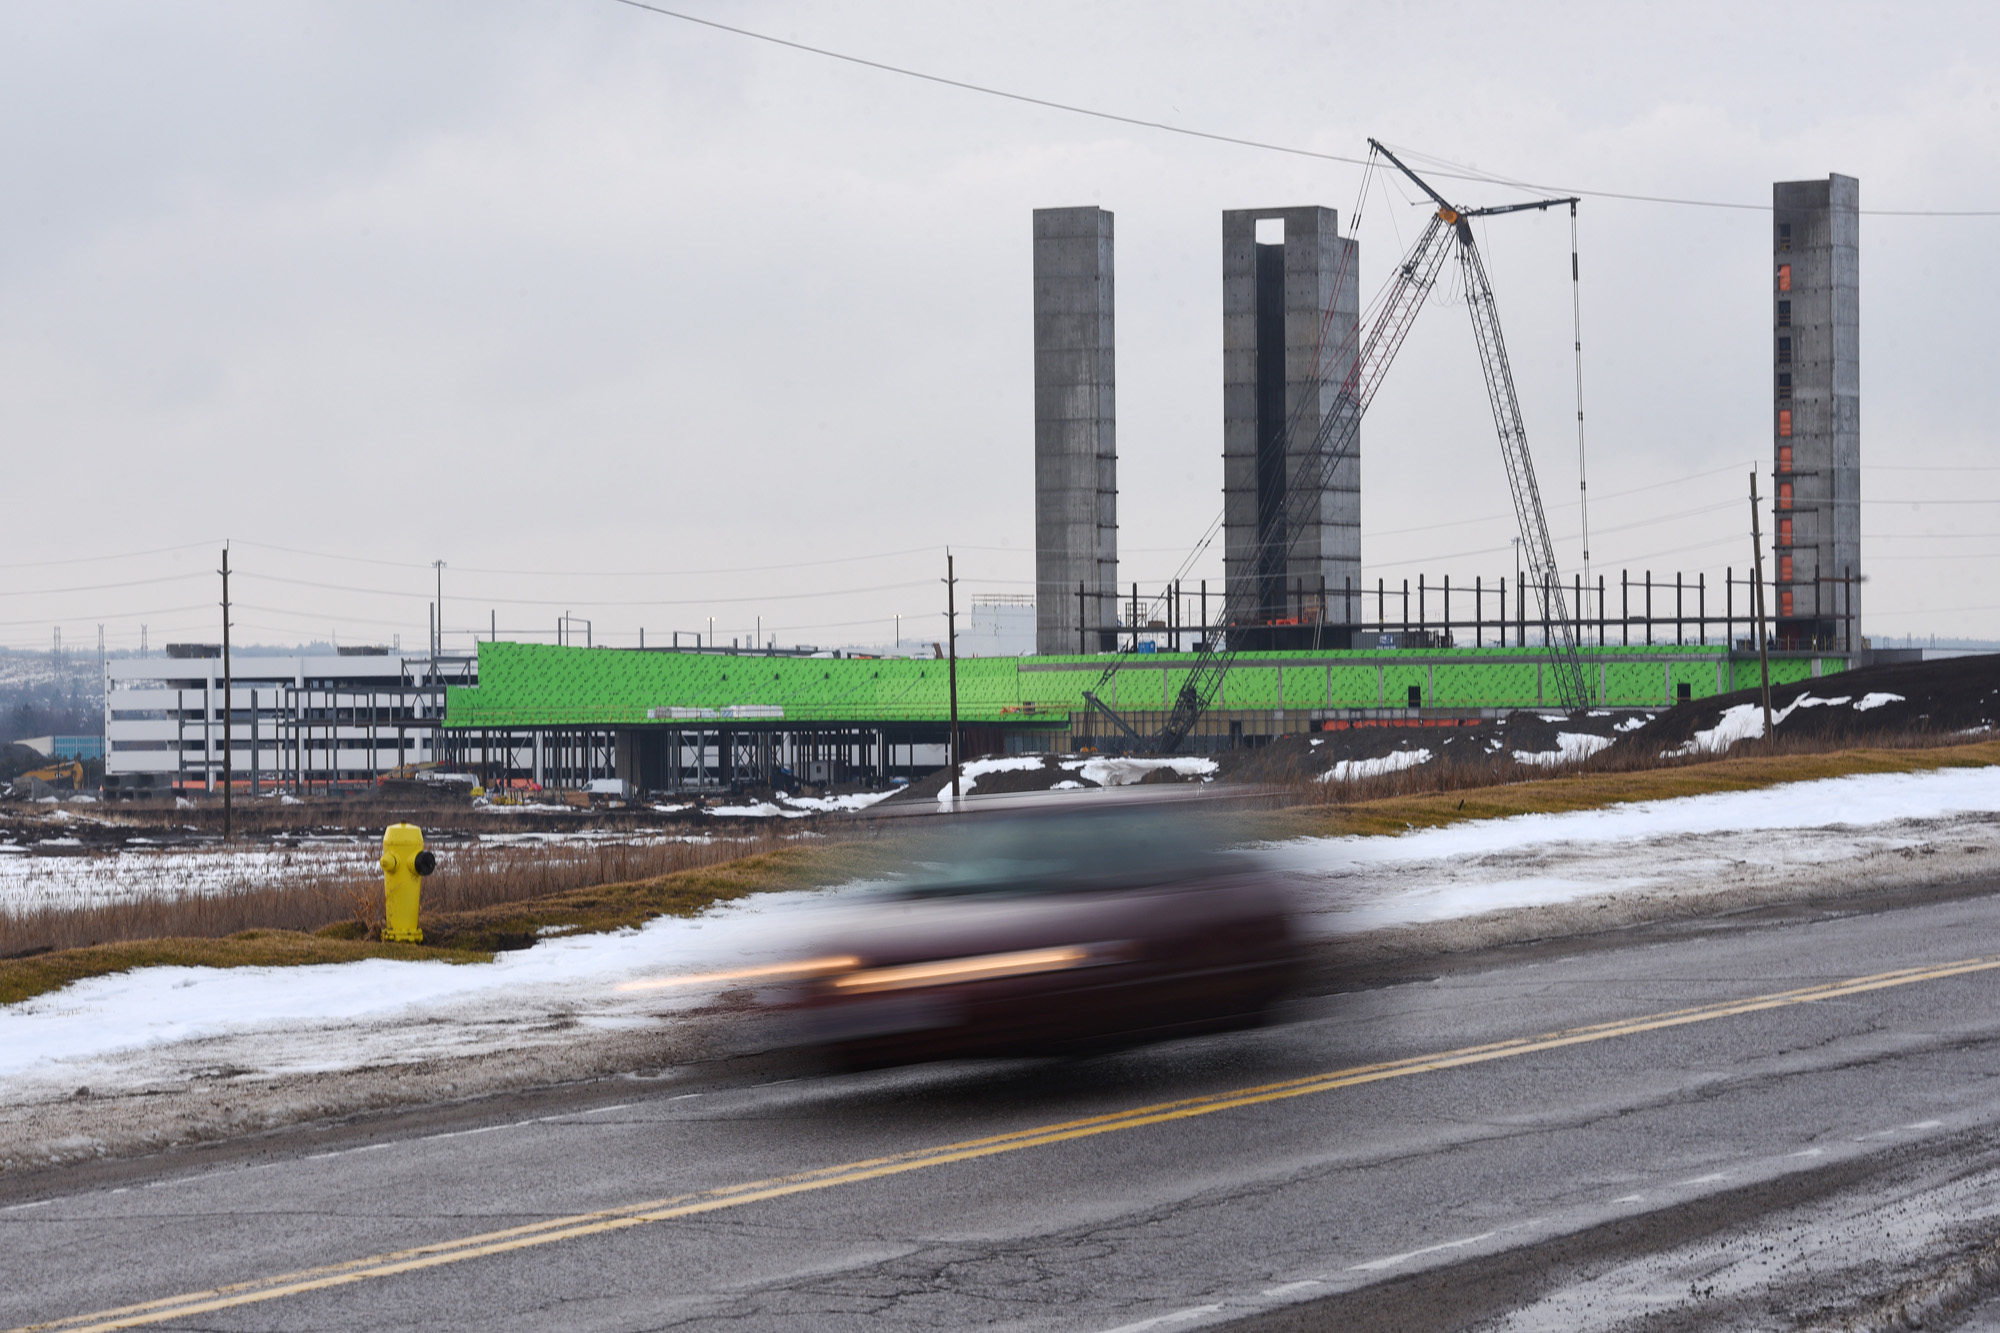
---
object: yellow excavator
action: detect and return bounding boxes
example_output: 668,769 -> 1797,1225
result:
12,760 -> 84,792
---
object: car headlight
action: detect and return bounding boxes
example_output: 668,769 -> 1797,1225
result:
829,943 -> 1126,994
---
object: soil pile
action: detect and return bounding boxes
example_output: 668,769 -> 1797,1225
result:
1615,653 -> 2000,758
1227,709 -> 1653,785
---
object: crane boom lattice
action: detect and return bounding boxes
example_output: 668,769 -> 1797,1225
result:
1456,236 -> 1590,709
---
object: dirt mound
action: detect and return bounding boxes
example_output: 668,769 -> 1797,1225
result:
1229,709 -> 1656,786
1615,653 -> 2000,758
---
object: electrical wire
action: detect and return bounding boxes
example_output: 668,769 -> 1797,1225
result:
235,572 -> 940,609
0,601 -> 215,629
236,538 -> 953,579
609,1 -> 2000,217
0,571 -> 209,598
0,541 -> 219,573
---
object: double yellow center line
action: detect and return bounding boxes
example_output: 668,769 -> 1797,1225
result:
19,953 -> 2000,1333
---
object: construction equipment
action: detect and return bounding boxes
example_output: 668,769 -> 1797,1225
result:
1376,142 -> 1589,716
1088,140 -> 1589,753
12,760 -> 85,793
375,760 -> 440,784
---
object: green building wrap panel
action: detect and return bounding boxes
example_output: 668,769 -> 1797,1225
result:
1379,664 -> 1429,708
443,641 -> 1856,730
1601,662 -> 1663,707
1328,665 -> 1379,706
1282,664 -> 1331,710
1666,659 -> 1713,704
1216,667 -> 1281,710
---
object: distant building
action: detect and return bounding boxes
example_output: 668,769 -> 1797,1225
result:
1772,175 -> 1860,648
962,596 -> 1036,657
104,648 -> 468,793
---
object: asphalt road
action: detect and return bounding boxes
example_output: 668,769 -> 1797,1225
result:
9,880 -> 2000,1332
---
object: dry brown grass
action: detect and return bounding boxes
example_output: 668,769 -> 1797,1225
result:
0,931 -> 492,1007
0,830 -> 805,958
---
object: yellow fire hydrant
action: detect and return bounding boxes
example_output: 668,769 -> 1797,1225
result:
379,823 -> 436,943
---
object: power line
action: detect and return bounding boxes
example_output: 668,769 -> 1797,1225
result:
0,601 -> 214,629
609,1 -> 2000,218
236,572 -> 941,608
0,571 -> 207,598
0,540 -> 218,572
236,538 -> 951,579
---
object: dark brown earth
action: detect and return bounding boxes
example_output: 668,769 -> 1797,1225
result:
1614,652 -> 2000,756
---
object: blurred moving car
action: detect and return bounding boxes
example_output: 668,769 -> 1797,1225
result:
789,809 -> 1297,1067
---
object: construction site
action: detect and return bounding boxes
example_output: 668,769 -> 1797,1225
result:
398,150 -> 1862,798
78,150 -> 1871,802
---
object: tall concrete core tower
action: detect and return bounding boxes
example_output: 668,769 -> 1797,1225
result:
1222,207 -> 1360,641
1772,174 -> 1860,648
1033,206 -> 1118,654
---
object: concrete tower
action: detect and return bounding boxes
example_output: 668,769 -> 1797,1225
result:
1222,207 -> 1360,641
1033,206 -> 1118,654
1772,175 -> 1860,648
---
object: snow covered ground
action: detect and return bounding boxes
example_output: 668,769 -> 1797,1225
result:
3,764 -> 1997,1165
0,885 -> 858,1089
1264,764 -> 2000,935
0,829 -> 736,914
0,842 -> 379,913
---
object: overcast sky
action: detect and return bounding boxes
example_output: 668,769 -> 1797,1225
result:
4,0 -> 1998,653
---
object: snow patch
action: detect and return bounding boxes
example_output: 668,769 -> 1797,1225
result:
1615,716 -> 1648,732
1061,756 -> 1218,787
707,802 -> 802,819
1513,733 -> 1615,767
779,790 -> 898,814
1856,692 -> 1906,712
1318,749 -> 1433,782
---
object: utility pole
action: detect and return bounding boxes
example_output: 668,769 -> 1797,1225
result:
1571,200 -> 1591,593
432,560 -> 445,663
945,552 -> 960,810
1749,471 -> 1774,743
220,544 -> 233,840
